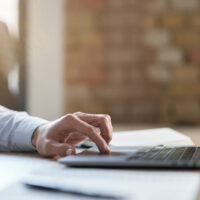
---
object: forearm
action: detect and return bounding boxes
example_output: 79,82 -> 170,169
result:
0,105 -> 48,152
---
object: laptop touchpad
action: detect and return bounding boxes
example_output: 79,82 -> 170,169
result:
79,146 -> 143,156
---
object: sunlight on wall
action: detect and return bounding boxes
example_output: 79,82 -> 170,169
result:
0,0 -> 19,36
0,0 -> 19,98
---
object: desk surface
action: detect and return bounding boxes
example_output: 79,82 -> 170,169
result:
0,126 -> 200,199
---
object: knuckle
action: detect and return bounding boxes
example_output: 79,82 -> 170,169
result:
74,111 -> 82,116
65,114 -> 76,121
101,115 -> 108,123
105,114 -> 111,121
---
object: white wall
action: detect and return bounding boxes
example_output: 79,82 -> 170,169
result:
26,0 -> 64,120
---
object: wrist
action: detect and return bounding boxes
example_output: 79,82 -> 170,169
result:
31,124 -> 47,147
31,126 -> 40,147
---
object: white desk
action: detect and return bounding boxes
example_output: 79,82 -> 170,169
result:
0,126 -> 200,200
0,153 -> 61,190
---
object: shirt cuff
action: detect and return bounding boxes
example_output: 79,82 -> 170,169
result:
13,115 -> 48,152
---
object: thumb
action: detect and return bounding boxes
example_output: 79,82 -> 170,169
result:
46,141 -> 76,157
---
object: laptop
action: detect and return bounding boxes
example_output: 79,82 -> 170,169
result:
58,145 -> 200,169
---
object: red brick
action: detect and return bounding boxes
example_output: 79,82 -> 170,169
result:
150,0 -> 169,12
148,65 -> 171,84
164,85 -> 200,97
104,12 -> 146,28
187,48 -> 200,64
80,0 -> 105,10
161,98 -> 200,124
107,0 -> 125,9
129,101 -> 159,122
64,0 -> 200,124
175,32 -> 200,47
143,15 -> 157,29
144,29 -> 170,47
190,13 -> 200,28
171,66 -> 199,84
172,0 -> 199,11
65,66 -> 81,84
161,13 -> 184,29
81,67 -> 106,84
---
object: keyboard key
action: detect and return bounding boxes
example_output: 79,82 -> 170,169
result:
166,147 -> 186,161
180,147 -> 197,161
153,148 -> 174,161
126,147 -> 153,160
141,148 -> 163,160
192,147 -> 200,162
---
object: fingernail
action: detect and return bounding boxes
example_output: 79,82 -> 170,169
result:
104,144 -> 110,154
106,147 -> 110,154
66,148 -> 73,156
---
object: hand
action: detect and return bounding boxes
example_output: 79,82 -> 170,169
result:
31,112 -> 113,158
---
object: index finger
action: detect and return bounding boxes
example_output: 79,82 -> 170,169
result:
75,112 -> 113,143
63,115 -> 110,154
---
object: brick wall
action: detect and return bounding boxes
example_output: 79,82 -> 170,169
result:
64,0 -> 200,124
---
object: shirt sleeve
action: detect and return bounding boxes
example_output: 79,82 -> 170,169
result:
0,105 -> 48,152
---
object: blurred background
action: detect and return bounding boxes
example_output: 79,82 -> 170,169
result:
0,0 -> 200,126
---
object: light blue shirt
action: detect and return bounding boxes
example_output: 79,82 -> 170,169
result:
0,106 -> 48,152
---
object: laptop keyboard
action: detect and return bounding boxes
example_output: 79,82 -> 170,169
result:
59,146 -> 200,168
126,147 -> 200,163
